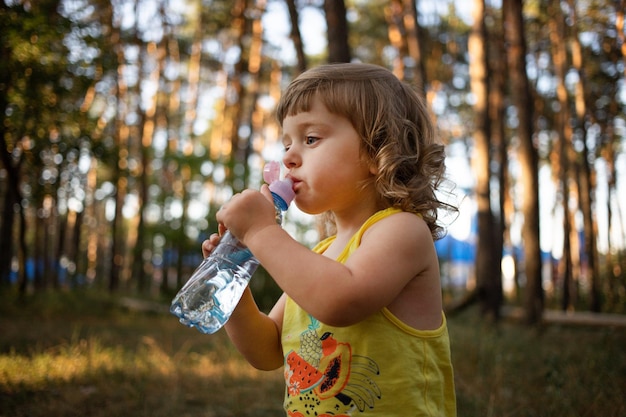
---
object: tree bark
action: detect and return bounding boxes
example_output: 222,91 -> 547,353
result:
108,1 -> 132,292
548,0 -> 574,311
503,0 -> 543,324
324,0 -> 351,62
384,0 -> 425,89
285,0 -> 308,73
488,5 -> 511,301
601,2 -> 626,311
469,0 -> 502,320
566,0 -> 600,312
402,0 -> 426,91
0,2 -> 27,288
132,39 -> 164,293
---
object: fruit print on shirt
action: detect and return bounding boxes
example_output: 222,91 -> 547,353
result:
284,316 -> 381,416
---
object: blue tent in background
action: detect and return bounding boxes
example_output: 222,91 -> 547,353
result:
435,234 -> 476,263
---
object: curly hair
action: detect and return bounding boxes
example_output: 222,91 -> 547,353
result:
276,63 -> 455,240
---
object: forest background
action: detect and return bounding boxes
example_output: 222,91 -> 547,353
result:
2,0 -> 626,321
2,0 -> 626,416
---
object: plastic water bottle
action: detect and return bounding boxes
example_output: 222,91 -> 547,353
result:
170,162 -> 295,334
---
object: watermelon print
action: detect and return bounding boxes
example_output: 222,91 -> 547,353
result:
284,315 -> 381,415
285,350 -> 324,395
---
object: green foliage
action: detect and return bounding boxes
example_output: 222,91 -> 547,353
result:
0,0 -> 624,317
348,0 -> 389,65
1,1 -> 92,148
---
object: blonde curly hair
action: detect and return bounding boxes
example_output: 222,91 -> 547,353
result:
276,63 -> 454,240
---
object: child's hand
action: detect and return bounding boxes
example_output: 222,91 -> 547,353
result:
201,232 -> 222,258
216,185 -> 275,244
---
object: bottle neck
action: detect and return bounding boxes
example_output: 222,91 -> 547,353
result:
271,192 -> 289,211
271,192 -> 287,225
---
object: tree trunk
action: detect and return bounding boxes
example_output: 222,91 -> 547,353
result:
0,140 -> 22,286
133,35 -> 166,293
488,5 -> 510,301
469,0 -> 502,320
285,0 -> 307,73
164,36 -> 183,291
617,0 -> 626,80
385,0 -> 425,89
324,0 -> 351,63
83,157 -> 99,286
601,3 -> 626,311
110,9 -> 130,292
503,0 -> 543,324
567,0 -> 599,312
34,206 -> 44,290
242,0 -> 265,188
402,0 -> 426,91
54,207 -> 67,289
227,0 -> 248,191
385,1 -> 408,80
0,13 -> 25,286
548,0 -> 574,311
175,166 -> 191,289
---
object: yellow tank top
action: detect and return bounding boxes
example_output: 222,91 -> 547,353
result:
282,208 -> 457,416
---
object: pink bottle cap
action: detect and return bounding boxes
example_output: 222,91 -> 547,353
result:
269,178 -> 295,207
263,161 -> 281,184
264,161 -> 295,209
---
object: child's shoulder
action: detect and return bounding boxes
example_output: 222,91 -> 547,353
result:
377,208 -> 429,228
365,209 -> 432,244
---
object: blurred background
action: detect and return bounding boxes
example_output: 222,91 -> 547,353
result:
2,2 -> 626,416
1,0 -> 625,321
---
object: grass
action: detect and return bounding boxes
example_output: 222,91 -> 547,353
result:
449,312 -> 625,416
0,290 -> 625,417
0,291 -> 283,417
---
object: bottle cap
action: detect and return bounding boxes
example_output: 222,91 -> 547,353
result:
263,161 -> 281,184
269,178 -> 295,210
264,161 -> 295,210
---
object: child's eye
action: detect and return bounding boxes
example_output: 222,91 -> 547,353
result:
305,136 -> 319,145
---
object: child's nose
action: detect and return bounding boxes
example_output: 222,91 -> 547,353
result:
282,147 -> 300,168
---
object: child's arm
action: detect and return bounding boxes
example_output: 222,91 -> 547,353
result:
223,289 -> 285,370
217,186 -> 440,329
202,233 -> 285,371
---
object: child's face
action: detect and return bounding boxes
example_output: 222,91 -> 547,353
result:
281,96 -> 376,216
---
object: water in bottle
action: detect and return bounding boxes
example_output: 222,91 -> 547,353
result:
170,162 -> 295,334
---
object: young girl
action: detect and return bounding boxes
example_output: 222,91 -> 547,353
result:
206,63 -> 457,416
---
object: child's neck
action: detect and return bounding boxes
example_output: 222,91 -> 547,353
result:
332,200 -> 381,242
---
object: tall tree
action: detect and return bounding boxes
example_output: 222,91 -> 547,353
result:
385,0 -> 425,90
0,2 -> 26,286
285,0 -> 308,73
566,0 -> 600,312
108,0 -> 131,292
618,0 -> 626,80
132,39 -> 164,293
324,0 -> 351,62
503,0 -> 543,324
602,0 -> 626,311
487,6 -> 512,302
469,0 -> 502,319
548,0 -> 574,311
403,0 -> 426,90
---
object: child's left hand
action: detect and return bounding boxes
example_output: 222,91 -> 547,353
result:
216,184 -> 277,244
201,232 -> 222,258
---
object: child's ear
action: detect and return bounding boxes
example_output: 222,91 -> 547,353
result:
369,160 -> 378,175
361,151 -> 377,175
